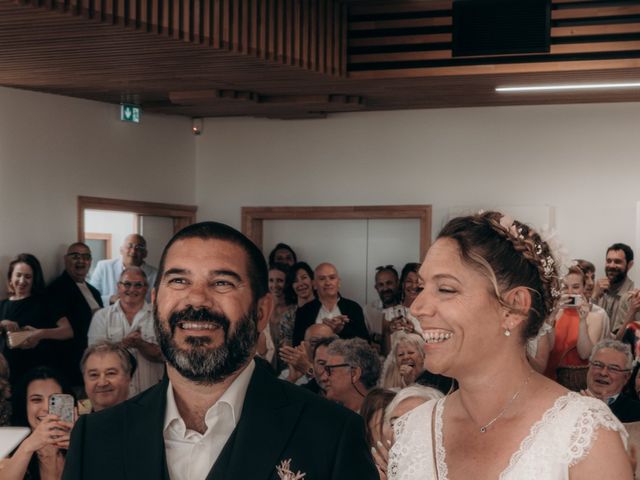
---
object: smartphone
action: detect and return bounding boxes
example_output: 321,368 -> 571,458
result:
49,394 -> 74,423
564,294 -> 583,308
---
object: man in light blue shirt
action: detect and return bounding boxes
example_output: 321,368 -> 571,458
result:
90,233 -> 157,305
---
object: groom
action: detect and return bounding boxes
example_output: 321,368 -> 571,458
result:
63,222 -> 377,480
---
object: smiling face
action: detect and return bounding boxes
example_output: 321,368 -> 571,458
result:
27,379 -> 62,429
562,272 -> 584,296
65,244 -> 92,282
375,270 -> 399,307
402,271 -> 420,306
153,237 -> 271,384
583,271 -> 595,299
605,249 -> 630,285
117,269 -> 148,308
409,238 -> 505,377
268,268 -> 286,302
83,352 -> 131,411
587,347 -> 631,400
396,340 -> 424,378
10,262 -> 33,299
274,248 -> 295,267
292,268 -> 314,302
120,234 -> 147,268
314,263 -> 340,301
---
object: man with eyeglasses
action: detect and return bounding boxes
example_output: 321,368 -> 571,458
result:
47,242 -> 104,389
88,266 -> 164,397
320,338 -> 381,413
583,338 -> 640,422
91,233 -> 158,305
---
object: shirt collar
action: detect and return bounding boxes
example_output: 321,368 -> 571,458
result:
163,359 -> 255,434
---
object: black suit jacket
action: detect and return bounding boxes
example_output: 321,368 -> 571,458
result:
62,361 -> 378,480
610,392 -> 640,423
47,271 -> 103,385
292,297 -> 369,346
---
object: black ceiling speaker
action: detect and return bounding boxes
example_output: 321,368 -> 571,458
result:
452,0 -> 551,57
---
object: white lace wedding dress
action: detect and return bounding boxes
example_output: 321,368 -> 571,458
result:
388,392 -> 627,480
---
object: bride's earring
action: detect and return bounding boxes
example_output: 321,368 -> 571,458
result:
504,328 -> 511,337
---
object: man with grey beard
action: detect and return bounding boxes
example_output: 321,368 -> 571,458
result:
63,221 -> 377,480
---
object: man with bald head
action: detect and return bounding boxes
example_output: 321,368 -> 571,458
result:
292,263 -> 369,346
47,242 -> 104,388
91,233 -> 158,305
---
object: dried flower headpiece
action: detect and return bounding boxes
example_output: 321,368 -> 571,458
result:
496,214 -> 564,300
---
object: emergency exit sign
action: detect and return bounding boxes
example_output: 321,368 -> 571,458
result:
120,104 -> 141,123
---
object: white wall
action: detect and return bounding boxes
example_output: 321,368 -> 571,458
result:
195,103 -> 640,285
0,86 -> 195,285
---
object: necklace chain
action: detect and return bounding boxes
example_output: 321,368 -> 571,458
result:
478,370 -> 533,433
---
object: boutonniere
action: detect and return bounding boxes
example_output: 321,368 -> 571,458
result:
276,458 -> 306,480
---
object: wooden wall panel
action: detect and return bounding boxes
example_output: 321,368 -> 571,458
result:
347,0 -> 640,78
18,0 -> 345,76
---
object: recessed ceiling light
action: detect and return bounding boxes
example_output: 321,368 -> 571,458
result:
496,82 -> 640,93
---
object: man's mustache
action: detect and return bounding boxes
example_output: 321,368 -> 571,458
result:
168,306 -> 230,334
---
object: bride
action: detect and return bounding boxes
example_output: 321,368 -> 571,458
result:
387,211 -> 631,480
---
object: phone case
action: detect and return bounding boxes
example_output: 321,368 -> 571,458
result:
49,394 -> 74,423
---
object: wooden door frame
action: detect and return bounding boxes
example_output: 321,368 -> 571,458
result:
241,205 -> 432,259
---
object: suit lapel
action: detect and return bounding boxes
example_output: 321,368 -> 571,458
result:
208,365 -> 304,480
123,379 -> 171,480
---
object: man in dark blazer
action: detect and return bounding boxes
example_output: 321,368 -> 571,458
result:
63,222 -> 377,480
47,242 -> 103,387
292,263 -> 369,346
585,338 -> 640,423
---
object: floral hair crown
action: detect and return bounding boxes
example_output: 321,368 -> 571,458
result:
495,213 -> 565,301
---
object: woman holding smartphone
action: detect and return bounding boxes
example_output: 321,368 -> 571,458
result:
1,366 -> 74,479
539,265 -> 609,390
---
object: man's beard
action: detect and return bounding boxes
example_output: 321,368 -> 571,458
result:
379,289 -> 397,307
606,266 -> 627,285
154,304 -> 259,385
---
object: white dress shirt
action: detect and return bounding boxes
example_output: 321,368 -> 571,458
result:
163,360 -> 255,480
315,302 -> 341,325
88,301 -> 164,396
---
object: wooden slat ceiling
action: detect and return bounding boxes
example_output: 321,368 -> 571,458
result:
2,0 -> 640,119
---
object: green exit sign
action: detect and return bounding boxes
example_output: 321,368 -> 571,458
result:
120,104 -> 141,123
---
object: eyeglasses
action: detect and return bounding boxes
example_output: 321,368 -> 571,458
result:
322,363 -> 352,376
125,243 -> 146,251
589,360 -> 630,375
118,281 -> 146,289
66,253 -> 92,261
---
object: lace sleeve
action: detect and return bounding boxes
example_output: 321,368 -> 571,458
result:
564,396 -> 628,467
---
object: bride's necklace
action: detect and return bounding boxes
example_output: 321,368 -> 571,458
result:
475,369 -> 534,433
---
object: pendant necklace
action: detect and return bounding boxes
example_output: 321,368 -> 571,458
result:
478,369 -> 533,433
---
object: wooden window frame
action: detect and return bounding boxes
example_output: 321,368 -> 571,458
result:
84,232 -> 113,260
77,196 -> 197,242
241,205 -> 432,259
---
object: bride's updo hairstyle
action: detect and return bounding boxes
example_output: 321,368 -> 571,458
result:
438,211 -> 561,341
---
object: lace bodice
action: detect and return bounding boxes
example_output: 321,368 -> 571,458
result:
388,392 -> 627,480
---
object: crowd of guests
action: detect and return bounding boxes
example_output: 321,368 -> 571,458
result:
0,232 -> 639,478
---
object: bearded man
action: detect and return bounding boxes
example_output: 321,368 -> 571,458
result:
592,243 -> 635,333
63,222 -> 377,480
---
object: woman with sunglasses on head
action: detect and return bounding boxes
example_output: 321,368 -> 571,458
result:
386,211 -> 632,480
0,254 -> 73,384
